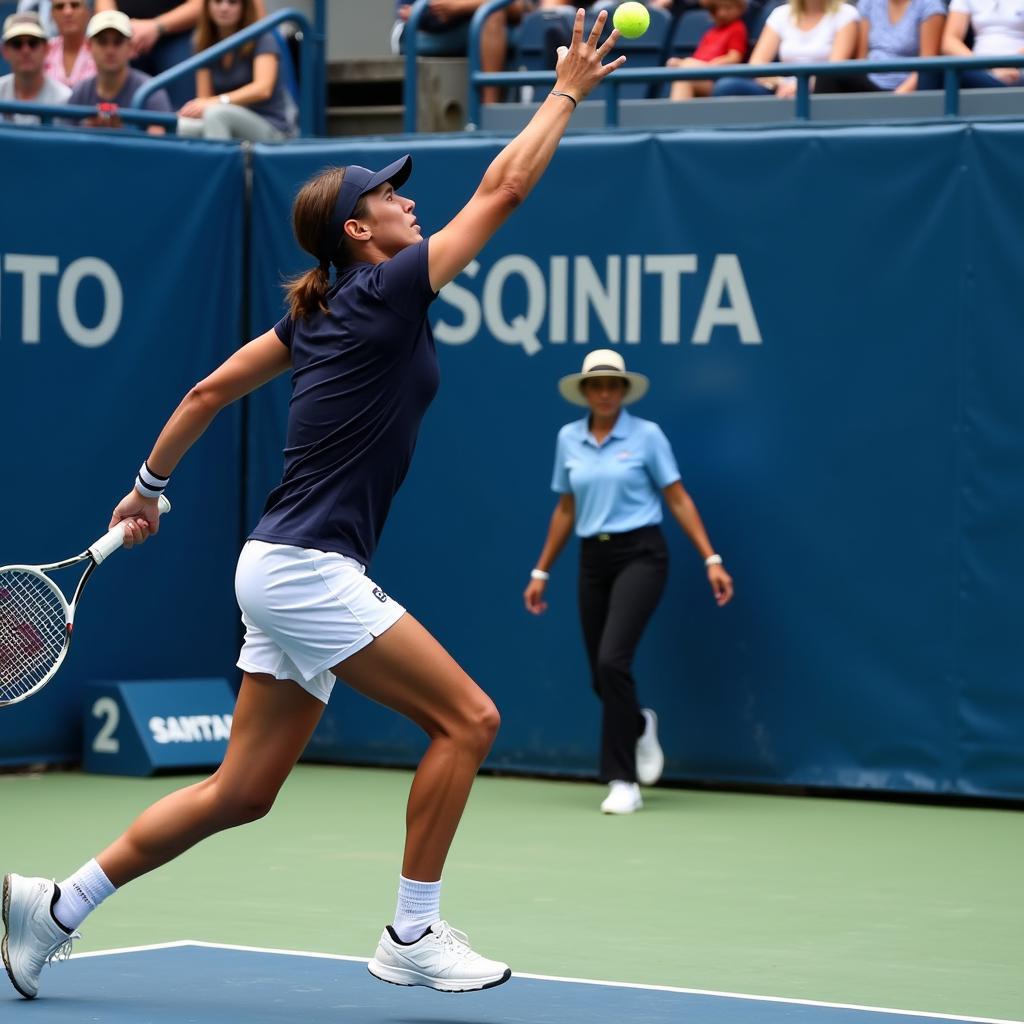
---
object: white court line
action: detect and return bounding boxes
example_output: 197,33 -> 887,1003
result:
72,940 -> 1024,1024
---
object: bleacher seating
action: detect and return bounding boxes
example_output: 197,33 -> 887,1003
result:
653,7 -> 716,96
512,6 -> 578,75
668,7 -> 715,61
745,0 -> 787,50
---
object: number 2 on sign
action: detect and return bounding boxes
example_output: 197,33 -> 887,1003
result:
92,697 -> 120,754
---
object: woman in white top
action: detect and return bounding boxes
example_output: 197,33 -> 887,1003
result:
712,0 -> 859,96
942,0 -> 1024,87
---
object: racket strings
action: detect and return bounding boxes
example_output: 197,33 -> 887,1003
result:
0,570 -> 68,701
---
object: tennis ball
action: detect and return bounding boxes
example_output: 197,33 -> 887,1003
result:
613,1 -> 650,38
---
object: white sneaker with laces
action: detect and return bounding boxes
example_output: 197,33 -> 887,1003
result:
368,919 -> 511,992
600,780 -> 643,814
2,874 -> 78,1000
636,707 -> 665,786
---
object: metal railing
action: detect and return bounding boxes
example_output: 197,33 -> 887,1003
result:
400,0 -> 1024,131
403,0 -> 432,134
133,5 -> 326,137
470,55 -> 1024,127
0,101 -> 177,130
466,0 -> 527,128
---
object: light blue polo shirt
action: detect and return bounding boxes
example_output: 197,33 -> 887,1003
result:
551,409 -> 681,538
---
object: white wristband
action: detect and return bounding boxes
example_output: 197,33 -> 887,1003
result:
704,554 -> 723,567
136,460 -> 170,499
530,569 -> 550,581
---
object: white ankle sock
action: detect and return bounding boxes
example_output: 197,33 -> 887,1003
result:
54,859 -> 117,931
392,875 -> 441,943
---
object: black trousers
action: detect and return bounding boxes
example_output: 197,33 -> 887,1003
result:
578,526 -> 668,783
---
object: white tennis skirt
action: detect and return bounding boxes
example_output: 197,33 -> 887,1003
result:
234,540 -> 406,703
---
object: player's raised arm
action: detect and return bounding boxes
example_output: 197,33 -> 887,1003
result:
427,8 -> 625,293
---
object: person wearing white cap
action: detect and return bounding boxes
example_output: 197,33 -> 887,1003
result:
67,9 -> 172,133
525,349 -> 734,815
2,10 -> 625,1003
92,0 -> 212,108
0,12 -> 71,123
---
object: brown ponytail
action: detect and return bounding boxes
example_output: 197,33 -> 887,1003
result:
284,166 -> 372,320
285,261 -> 333,322
285,166 -> 343,321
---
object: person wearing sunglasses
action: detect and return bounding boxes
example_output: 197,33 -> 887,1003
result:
91,0 -> 199,107
44,0 -> 98,88
0,12 -> 72,124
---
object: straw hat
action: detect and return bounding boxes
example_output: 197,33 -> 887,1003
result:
557,349 -> 650,407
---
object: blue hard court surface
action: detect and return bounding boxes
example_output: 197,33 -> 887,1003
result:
2,944 -> 1014,1024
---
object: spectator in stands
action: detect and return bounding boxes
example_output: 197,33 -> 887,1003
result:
0,12 -> 71,122
392,0 -> 528,104
813,0 -> 944,92
666,0 -> 748,100
68,9 -> 172,133
92,0 -> 201,107
941,0 -> 1024,87
45,0 -> 98,88
711,0 -> 858,96
177,0 -> 296,140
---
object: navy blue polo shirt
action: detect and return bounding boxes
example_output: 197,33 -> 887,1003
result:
249,239 -> 439,565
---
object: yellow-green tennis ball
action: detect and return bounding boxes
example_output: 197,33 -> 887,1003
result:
613,1 -> 650,38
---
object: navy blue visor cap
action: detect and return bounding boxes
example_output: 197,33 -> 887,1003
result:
318,155 -> 413,264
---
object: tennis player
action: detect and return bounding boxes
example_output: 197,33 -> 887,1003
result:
524,349 -> 734,814
2,9 -> 624,1000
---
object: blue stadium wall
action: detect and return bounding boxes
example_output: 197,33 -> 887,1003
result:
1,122 -> 1022,799
0,128 -> 245,766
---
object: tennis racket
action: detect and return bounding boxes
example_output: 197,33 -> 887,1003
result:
0,495 -> 171,708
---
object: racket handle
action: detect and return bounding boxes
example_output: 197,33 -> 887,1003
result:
90,494 -> 172,564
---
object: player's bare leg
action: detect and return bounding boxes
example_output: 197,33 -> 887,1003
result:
3,673 -> 323,999
336,613 -> 510,991
97,672 -> 324,884
335,613 -> 499,881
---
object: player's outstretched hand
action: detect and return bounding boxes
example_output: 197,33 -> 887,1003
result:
553,8 -> 627,103
109,490 -> 160,549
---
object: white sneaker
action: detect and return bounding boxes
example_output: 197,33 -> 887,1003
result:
2,874 -> 78,999
368,920 -> 511,992
600,780 -> 643,814
636,708 -> 665,786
